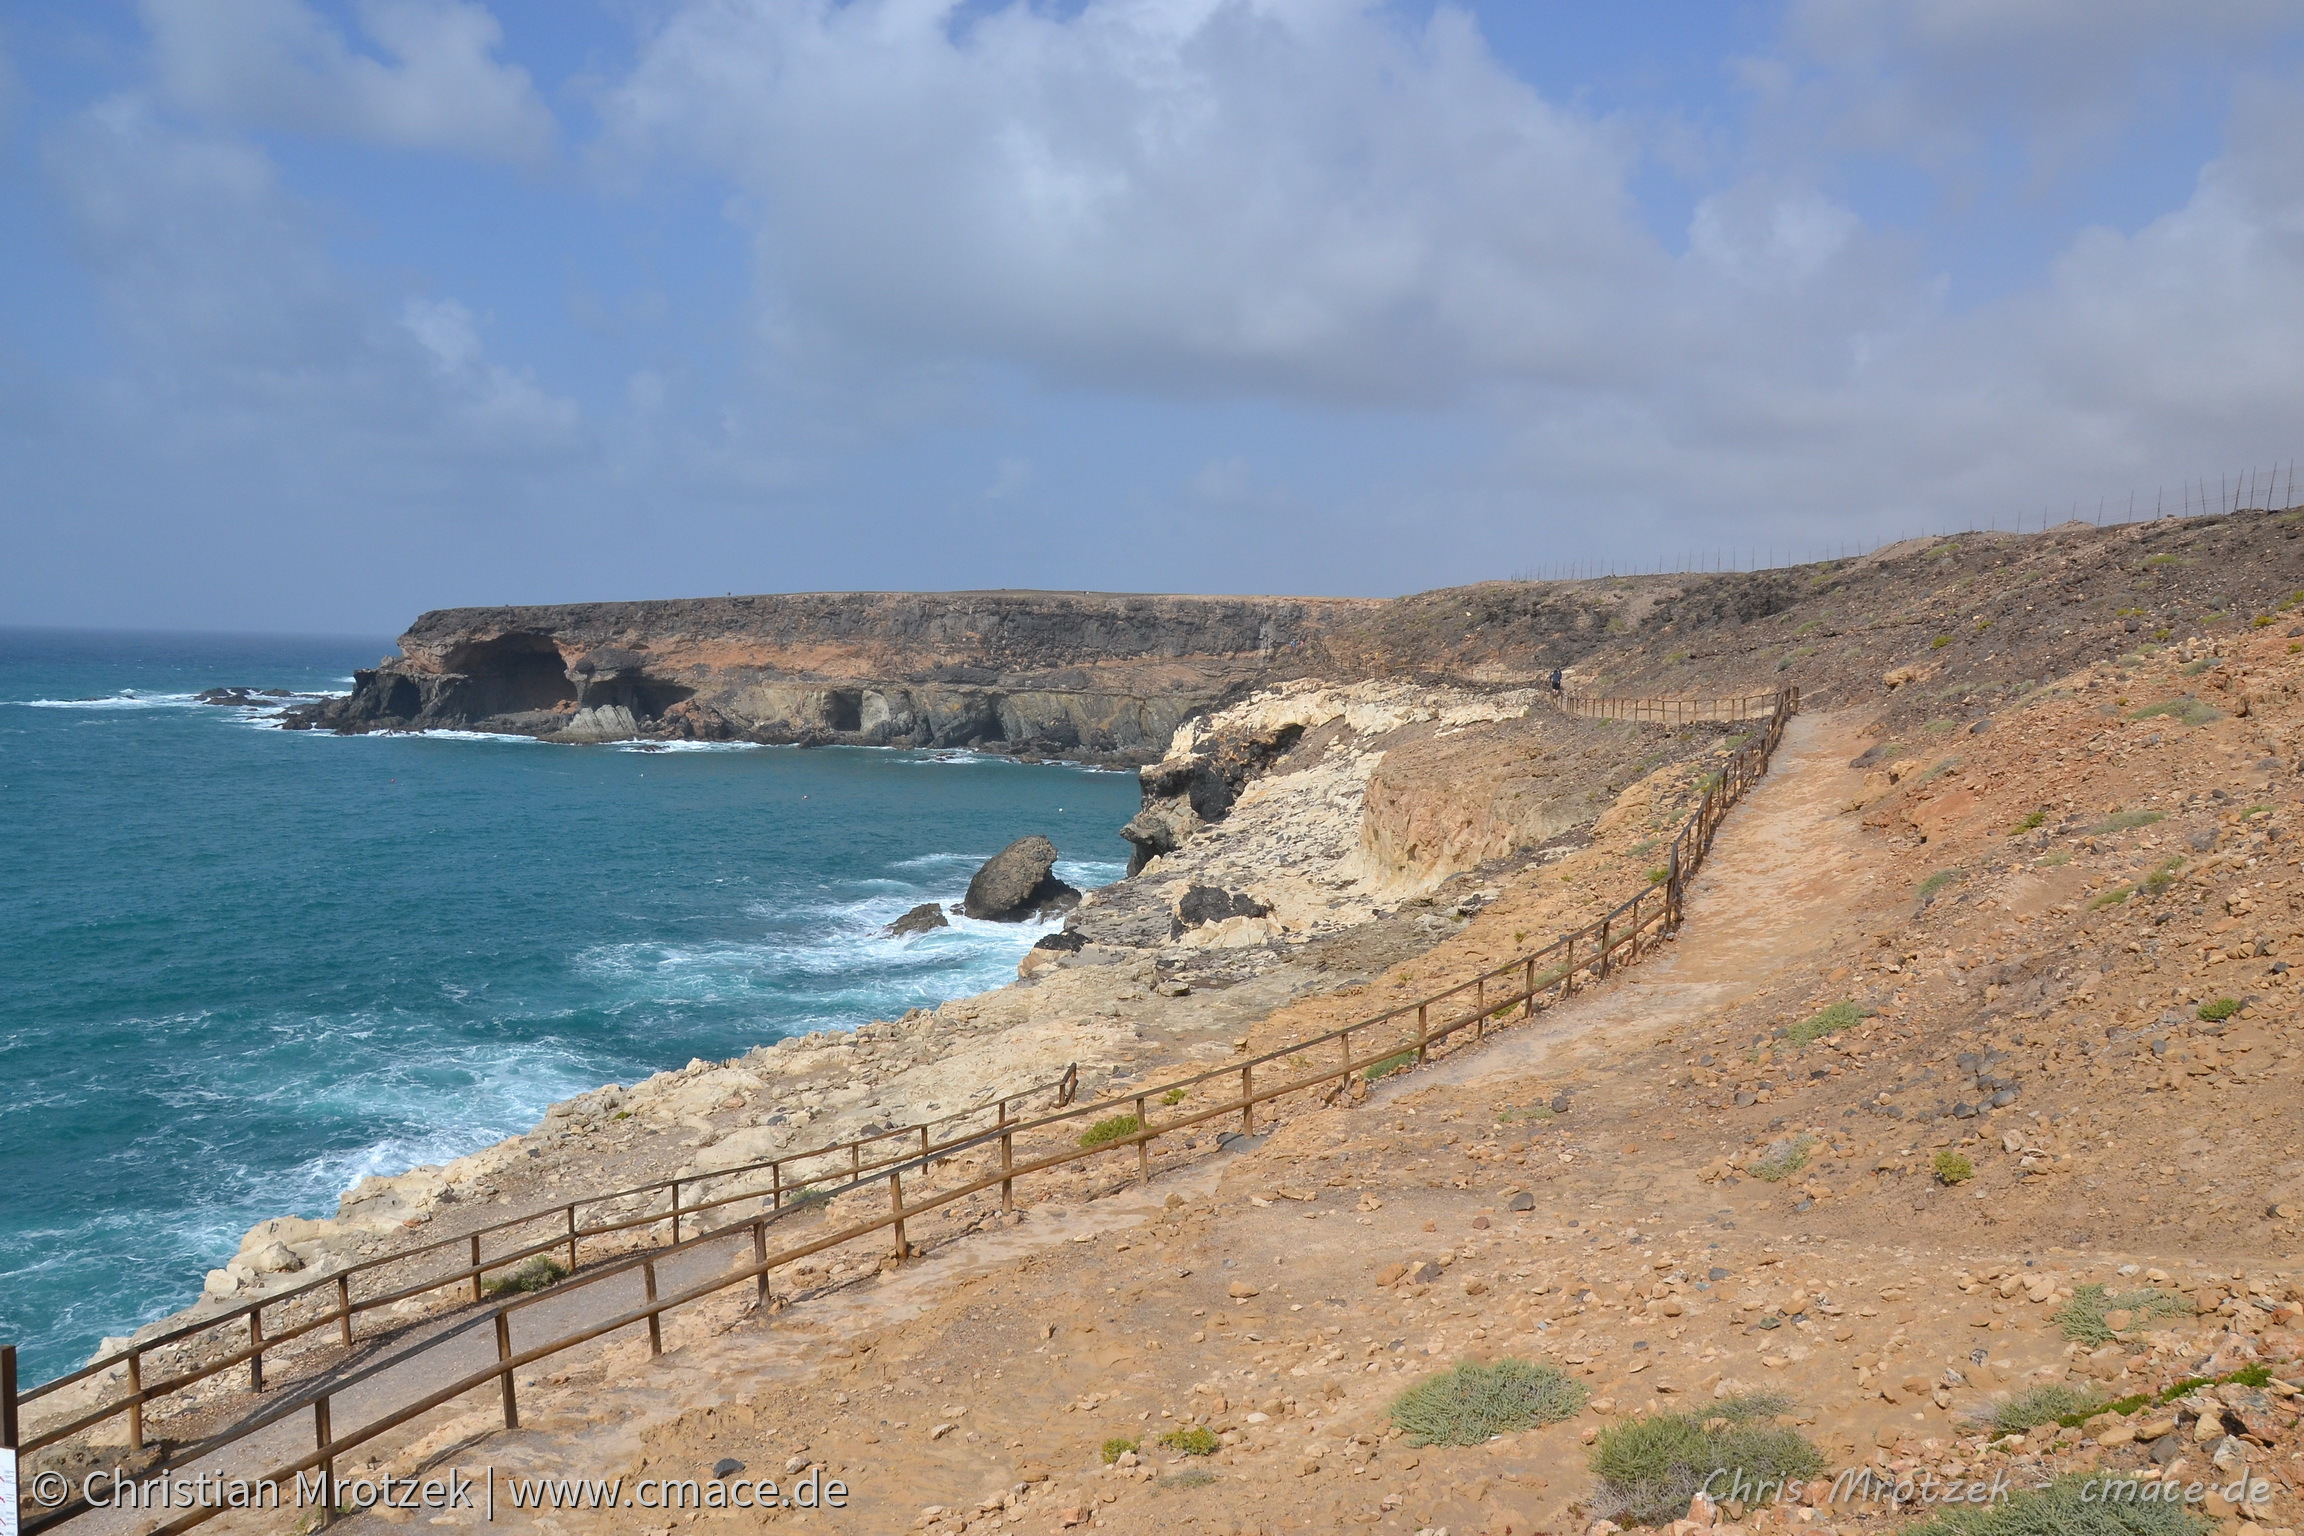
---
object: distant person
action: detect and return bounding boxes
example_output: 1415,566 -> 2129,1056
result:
1548,668 -> 1563,692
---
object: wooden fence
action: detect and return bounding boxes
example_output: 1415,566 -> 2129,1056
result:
6,688 -> 1795,1536
1554,690 -> 1783,725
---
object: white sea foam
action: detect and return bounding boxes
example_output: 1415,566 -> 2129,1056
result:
610,739 -> 767,753
12,691 -> 204,710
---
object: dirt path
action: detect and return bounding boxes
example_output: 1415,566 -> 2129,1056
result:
1398,709 -> 1881,1101
254,707 -> 1903,1536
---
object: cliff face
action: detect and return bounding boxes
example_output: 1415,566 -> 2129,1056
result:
287,590 -> 1381,762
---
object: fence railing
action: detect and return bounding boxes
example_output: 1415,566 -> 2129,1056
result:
11,1063 -> 1079,1464
1554,690 -> 1782,725
7,689 -> 1796,1536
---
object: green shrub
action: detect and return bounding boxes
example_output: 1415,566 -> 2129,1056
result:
2091,809 -> 2164,833
1159,1087 -> 1187,1106
1917,868 -> 1964,904
1079,1114 -> 1142,1148
1902,1473 -> 2208,1536
1100,1437 -> 1140,1464
1587,1394 -> 1823,1527
2197,997 -> 2241,1022
1364,1050 -> 1416,1082
2141,858 -> 2184,895
481,1255 -> 570,1297
1933,1151 -> 1975,1185
2088,887 -> 2132,910
1787,1001 -> 1863,1047
1389,1359 -> 1588,1447
1648,867 -> 1670,885
1932,634 -> 1952,648
2126,697 -> 2222,726
2012,809 -> 2047,833
1982,1382 -> 2106,1434
1749,1136 -> 1815,1182
1159,1425 -> 1219,1456
2053,1283 -> 2190,1345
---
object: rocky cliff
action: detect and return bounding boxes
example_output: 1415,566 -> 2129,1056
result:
285,590 -> 1380,761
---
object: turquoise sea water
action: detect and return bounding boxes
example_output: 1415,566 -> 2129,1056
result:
0,629 -> 1136,1383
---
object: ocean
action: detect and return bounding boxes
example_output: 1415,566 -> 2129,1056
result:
0,629 -> 1137,1383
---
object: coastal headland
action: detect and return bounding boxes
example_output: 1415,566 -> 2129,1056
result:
30,507 -> 2304,1536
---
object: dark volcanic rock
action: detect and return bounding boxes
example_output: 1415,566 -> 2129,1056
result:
885,903 -> 950,938
1174,886 -> 1271,929
962,836 -> 1082,922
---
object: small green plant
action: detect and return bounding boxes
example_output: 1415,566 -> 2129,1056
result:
1647,867 -> 1670,885
2197,997 -> 2241,1022
2180,656 -> 2220,676
2012,809 -> 2047,833
1787,1001 -> 1863,1047
2256,615 -> 2277,628
2037,850 -> 2071,867
1079,1114 -> 1142,1148
1916,868 -> 1964,905
1160,1087 -> 1187,1106
2141,857 -> 2185,895
1390,1358 -> 1587,1447
1364,1050 -> 1417,1082
2126,697 -> 2222,726
2091,809 -> 2164,833
1924,718 -> 1956,734
1749,1135 -> 1815,1182
1903,1473 -> 2208,1536
2088,887 -> 2131,910
1159,1425 -> 1220,1456
1932,634 -> 1953,648
2053,1283 -> 2190,1345
1932,1151 -> 1974,1185
1100,1436 -> 1141,1464
1982,1382 -> 2106,1435
1587,1394 -> 1822,1528
481,1255 -> 570,1297
2142,552 -> 2188,567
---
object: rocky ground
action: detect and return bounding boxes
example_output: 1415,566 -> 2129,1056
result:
31,509 -> 2304,1536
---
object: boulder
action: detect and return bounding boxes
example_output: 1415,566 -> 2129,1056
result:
1174,886 -> 1270,930
885,902 -> 950,938
962,837 -> 1082,922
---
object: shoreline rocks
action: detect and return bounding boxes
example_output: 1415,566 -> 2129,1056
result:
962,836 -> 1082,922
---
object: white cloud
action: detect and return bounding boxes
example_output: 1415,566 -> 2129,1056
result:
605,0 -> 1658,404
143,0 -> 553,163
1772,0 -> 2302,177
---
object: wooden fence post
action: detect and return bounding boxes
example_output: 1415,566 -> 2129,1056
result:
753,1220 -> 770,1310
494,1312 -> 518,1428
670,1181 -> 682,1246
644,1263 -> 662,1356
249,1305 -> 265,1391
1416,1003 -> 1430,1064
125,1350 -> 144,1450
1240,1065 -> 1254,1135
314,1395 -> 335,1527
337,1273 -> 353,1347
888,1169 -> 908,1261
2,1345 -> 16,1467
471,1233 -> 484,1302
999,1102 -> 1016,1212
1135,1096 -> 1151,1184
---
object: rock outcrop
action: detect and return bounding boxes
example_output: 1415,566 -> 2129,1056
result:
884,902 -> 951,938
282,590 -> 1379,764
961,836 -> 1081,922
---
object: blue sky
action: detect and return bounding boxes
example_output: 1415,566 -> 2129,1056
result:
4,1 -> 2303,632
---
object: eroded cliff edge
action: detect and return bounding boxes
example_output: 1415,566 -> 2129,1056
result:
285,590 -> 1384,761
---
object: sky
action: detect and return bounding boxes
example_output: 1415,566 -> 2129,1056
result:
4,1 -> 2304,634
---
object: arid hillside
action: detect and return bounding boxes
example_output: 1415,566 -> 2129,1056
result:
31,506 -> 2304,1536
